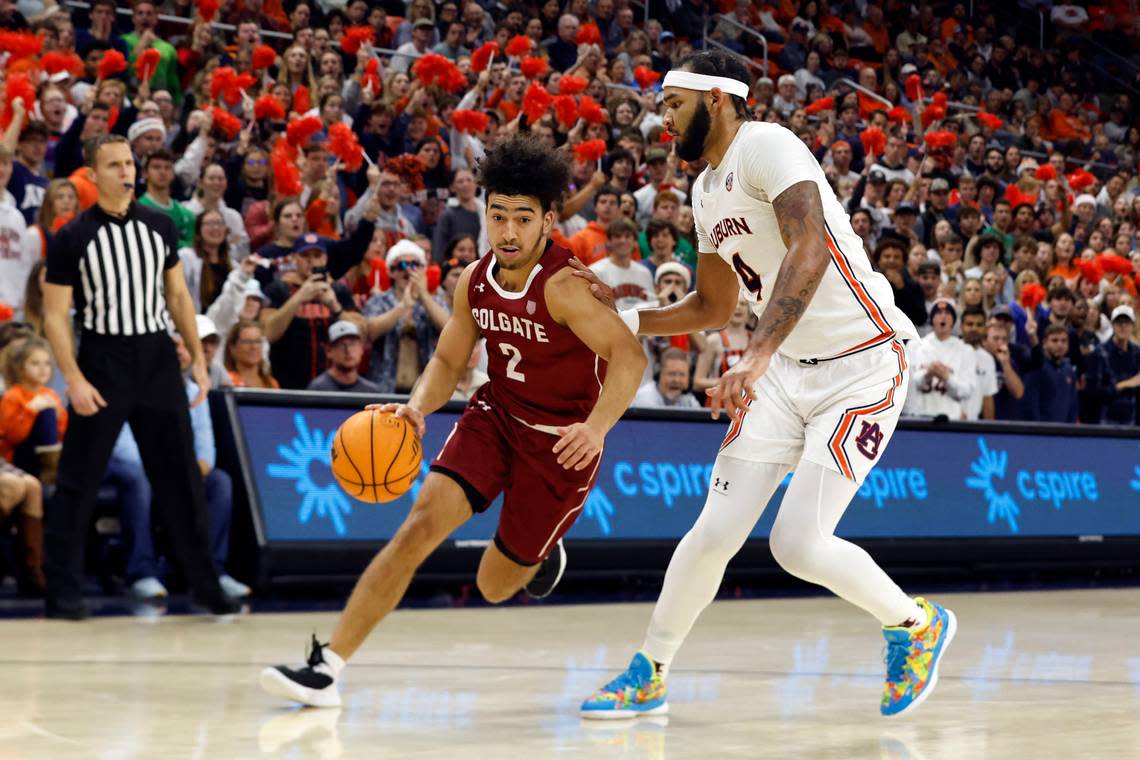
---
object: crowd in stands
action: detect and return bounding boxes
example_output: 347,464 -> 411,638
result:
1,0 -> 1140,595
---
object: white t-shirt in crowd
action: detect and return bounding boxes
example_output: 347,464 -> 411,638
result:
904,331 -> 977,419
964,345 -> 998,421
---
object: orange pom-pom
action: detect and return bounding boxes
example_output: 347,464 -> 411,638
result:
471,42 -> 499,73
578,95 -> 606,124
633,66 -> 660,91
252,44 -> 277,72
1076,259 -> 1104,285
286,115 -> 323,147
451,109 -> 490,134
659,130 -> 673,143
520,56 -> 549,80
887,105 -> 910,123
977,111 -> 1003,130
1035,164 -> 1057,181
209,66 -> 237,102
385,154 -> 426,192
522,81 -> 553,123
273,151 -> 303,197
0,73 -> 35,130
328,122 -> 364,172
210,106 -> 242,139
552,95 -> 578,128
341,26 -> 375,55
1098,253 -> 1133,276
293,85 -> 311,114
804,96 -> 834,115
41,51 -> 85,77
441,63 -> 469,92
931,91 -> 948,108
573,139 -> 608,163
0,31 -> 42,62
576,23 -> 602,45
97,49 -> 127,80
361,58 -> 382,97
254,94 -> 286,121
558,75 -> 587,95
905,73 -> 923,102
921,104 -> 946,127
1067,169 -> 1096,191
1020,282 -> 1046,310
198,0 -> 219,23
505,35 -> 533,58
859,127 -> 886,156
924,130 -> 956,150
135,48 -> 161,82
411,52 -> 452,87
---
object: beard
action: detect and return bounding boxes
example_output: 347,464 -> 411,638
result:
676,100 -> 711,162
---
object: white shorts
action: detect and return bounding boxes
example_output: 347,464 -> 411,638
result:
718,339 -> 910,485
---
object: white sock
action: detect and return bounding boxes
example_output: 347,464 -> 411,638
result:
642,458 -> 791,667
322,647 -> 346,678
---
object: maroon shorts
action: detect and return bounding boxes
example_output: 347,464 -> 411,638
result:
430,390 -> 600,566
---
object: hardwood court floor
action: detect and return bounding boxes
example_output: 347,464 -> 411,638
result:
0,588 -> 1138,759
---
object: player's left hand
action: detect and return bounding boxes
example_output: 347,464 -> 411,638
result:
567,259 -> 616,311
189,358 -> 210,408
707,351 -> 771,420
553,422 -> 603,471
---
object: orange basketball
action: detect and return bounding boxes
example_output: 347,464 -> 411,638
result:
331,410 -> 422,503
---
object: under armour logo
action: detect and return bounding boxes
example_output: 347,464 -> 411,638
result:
713,477 -> 730,493
475,282 -> 486,293
476,399 -> 491,411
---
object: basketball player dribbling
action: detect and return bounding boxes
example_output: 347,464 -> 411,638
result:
575,51 -> 955,719
261,136 -> 646,708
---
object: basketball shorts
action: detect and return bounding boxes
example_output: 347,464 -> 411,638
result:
430,387 -> 600,566
718,339 -> 910,486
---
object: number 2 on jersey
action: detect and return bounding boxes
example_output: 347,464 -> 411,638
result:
499,342 -> 525,382
732,254 -> 763,299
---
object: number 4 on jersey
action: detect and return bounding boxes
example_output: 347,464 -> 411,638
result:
732,254 -> 763,299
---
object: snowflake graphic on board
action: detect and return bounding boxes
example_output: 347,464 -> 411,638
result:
266,413 -> 353,535
964,437 -> 1020,534
582,487 -> 615,536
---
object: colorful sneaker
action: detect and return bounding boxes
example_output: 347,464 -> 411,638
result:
880,597 -> 957,718
580,651 -> 668,720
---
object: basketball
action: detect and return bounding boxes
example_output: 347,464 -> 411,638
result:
330,410 -> 422,503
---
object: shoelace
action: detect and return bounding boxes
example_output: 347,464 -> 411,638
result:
306,634 -> 329,669
884,638 -> 910,684
601,667 -> 647,695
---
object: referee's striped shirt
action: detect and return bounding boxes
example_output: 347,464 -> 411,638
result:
45,203 -> 179,336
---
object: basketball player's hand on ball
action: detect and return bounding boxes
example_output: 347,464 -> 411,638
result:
364,403 -> 425,439
553,423 -> 603,471
567,259 -> 615,311
708,351 -> 771,420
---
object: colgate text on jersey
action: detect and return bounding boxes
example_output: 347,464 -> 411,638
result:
472,308 -> 551,343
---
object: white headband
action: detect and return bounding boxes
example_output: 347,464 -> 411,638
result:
662,71 -> 750,100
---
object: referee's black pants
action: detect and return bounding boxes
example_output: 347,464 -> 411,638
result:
44,332 -> 227,609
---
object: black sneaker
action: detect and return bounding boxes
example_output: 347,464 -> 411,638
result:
192,593 -> 243,617
260,635 -> 343,708
525,539 -> 567,600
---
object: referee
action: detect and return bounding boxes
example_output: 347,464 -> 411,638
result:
41,134 -> 238,619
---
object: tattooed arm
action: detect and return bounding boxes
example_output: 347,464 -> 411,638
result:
707,179 -> 830,418
748,179 -> 830,356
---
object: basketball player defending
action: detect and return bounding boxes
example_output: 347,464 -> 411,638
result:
577,52 -> 955,719
261,136 -> 646,708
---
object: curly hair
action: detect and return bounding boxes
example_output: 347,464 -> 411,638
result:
476,134 -> 569,213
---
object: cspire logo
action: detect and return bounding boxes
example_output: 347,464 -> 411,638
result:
965,437 -> 1099,535
965,438 -> 1021,533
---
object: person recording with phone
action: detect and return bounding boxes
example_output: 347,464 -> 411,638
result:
260,233 -> 366,389
362,239 -> 451,393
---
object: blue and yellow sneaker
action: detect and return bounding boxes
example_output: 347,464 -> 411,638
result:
580,651 -> 668,720
881,597 -> 956,718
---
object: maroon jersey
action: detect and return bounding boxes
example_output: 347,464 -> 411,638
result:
468,242 -> 606,427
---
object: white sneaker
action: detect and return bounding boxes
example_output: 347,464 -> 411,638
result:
131,577 -> 168,599
219,574 -> 252,598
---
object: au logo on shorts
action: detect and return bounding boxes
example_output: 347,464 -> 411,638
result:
726,171 -> 734,191
855,421 -> 884,460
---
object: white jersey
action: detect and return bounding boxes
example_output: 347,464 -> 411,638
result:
691,122 -> 917,362
964,345 -> 998,421
904,332 -> 977,419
